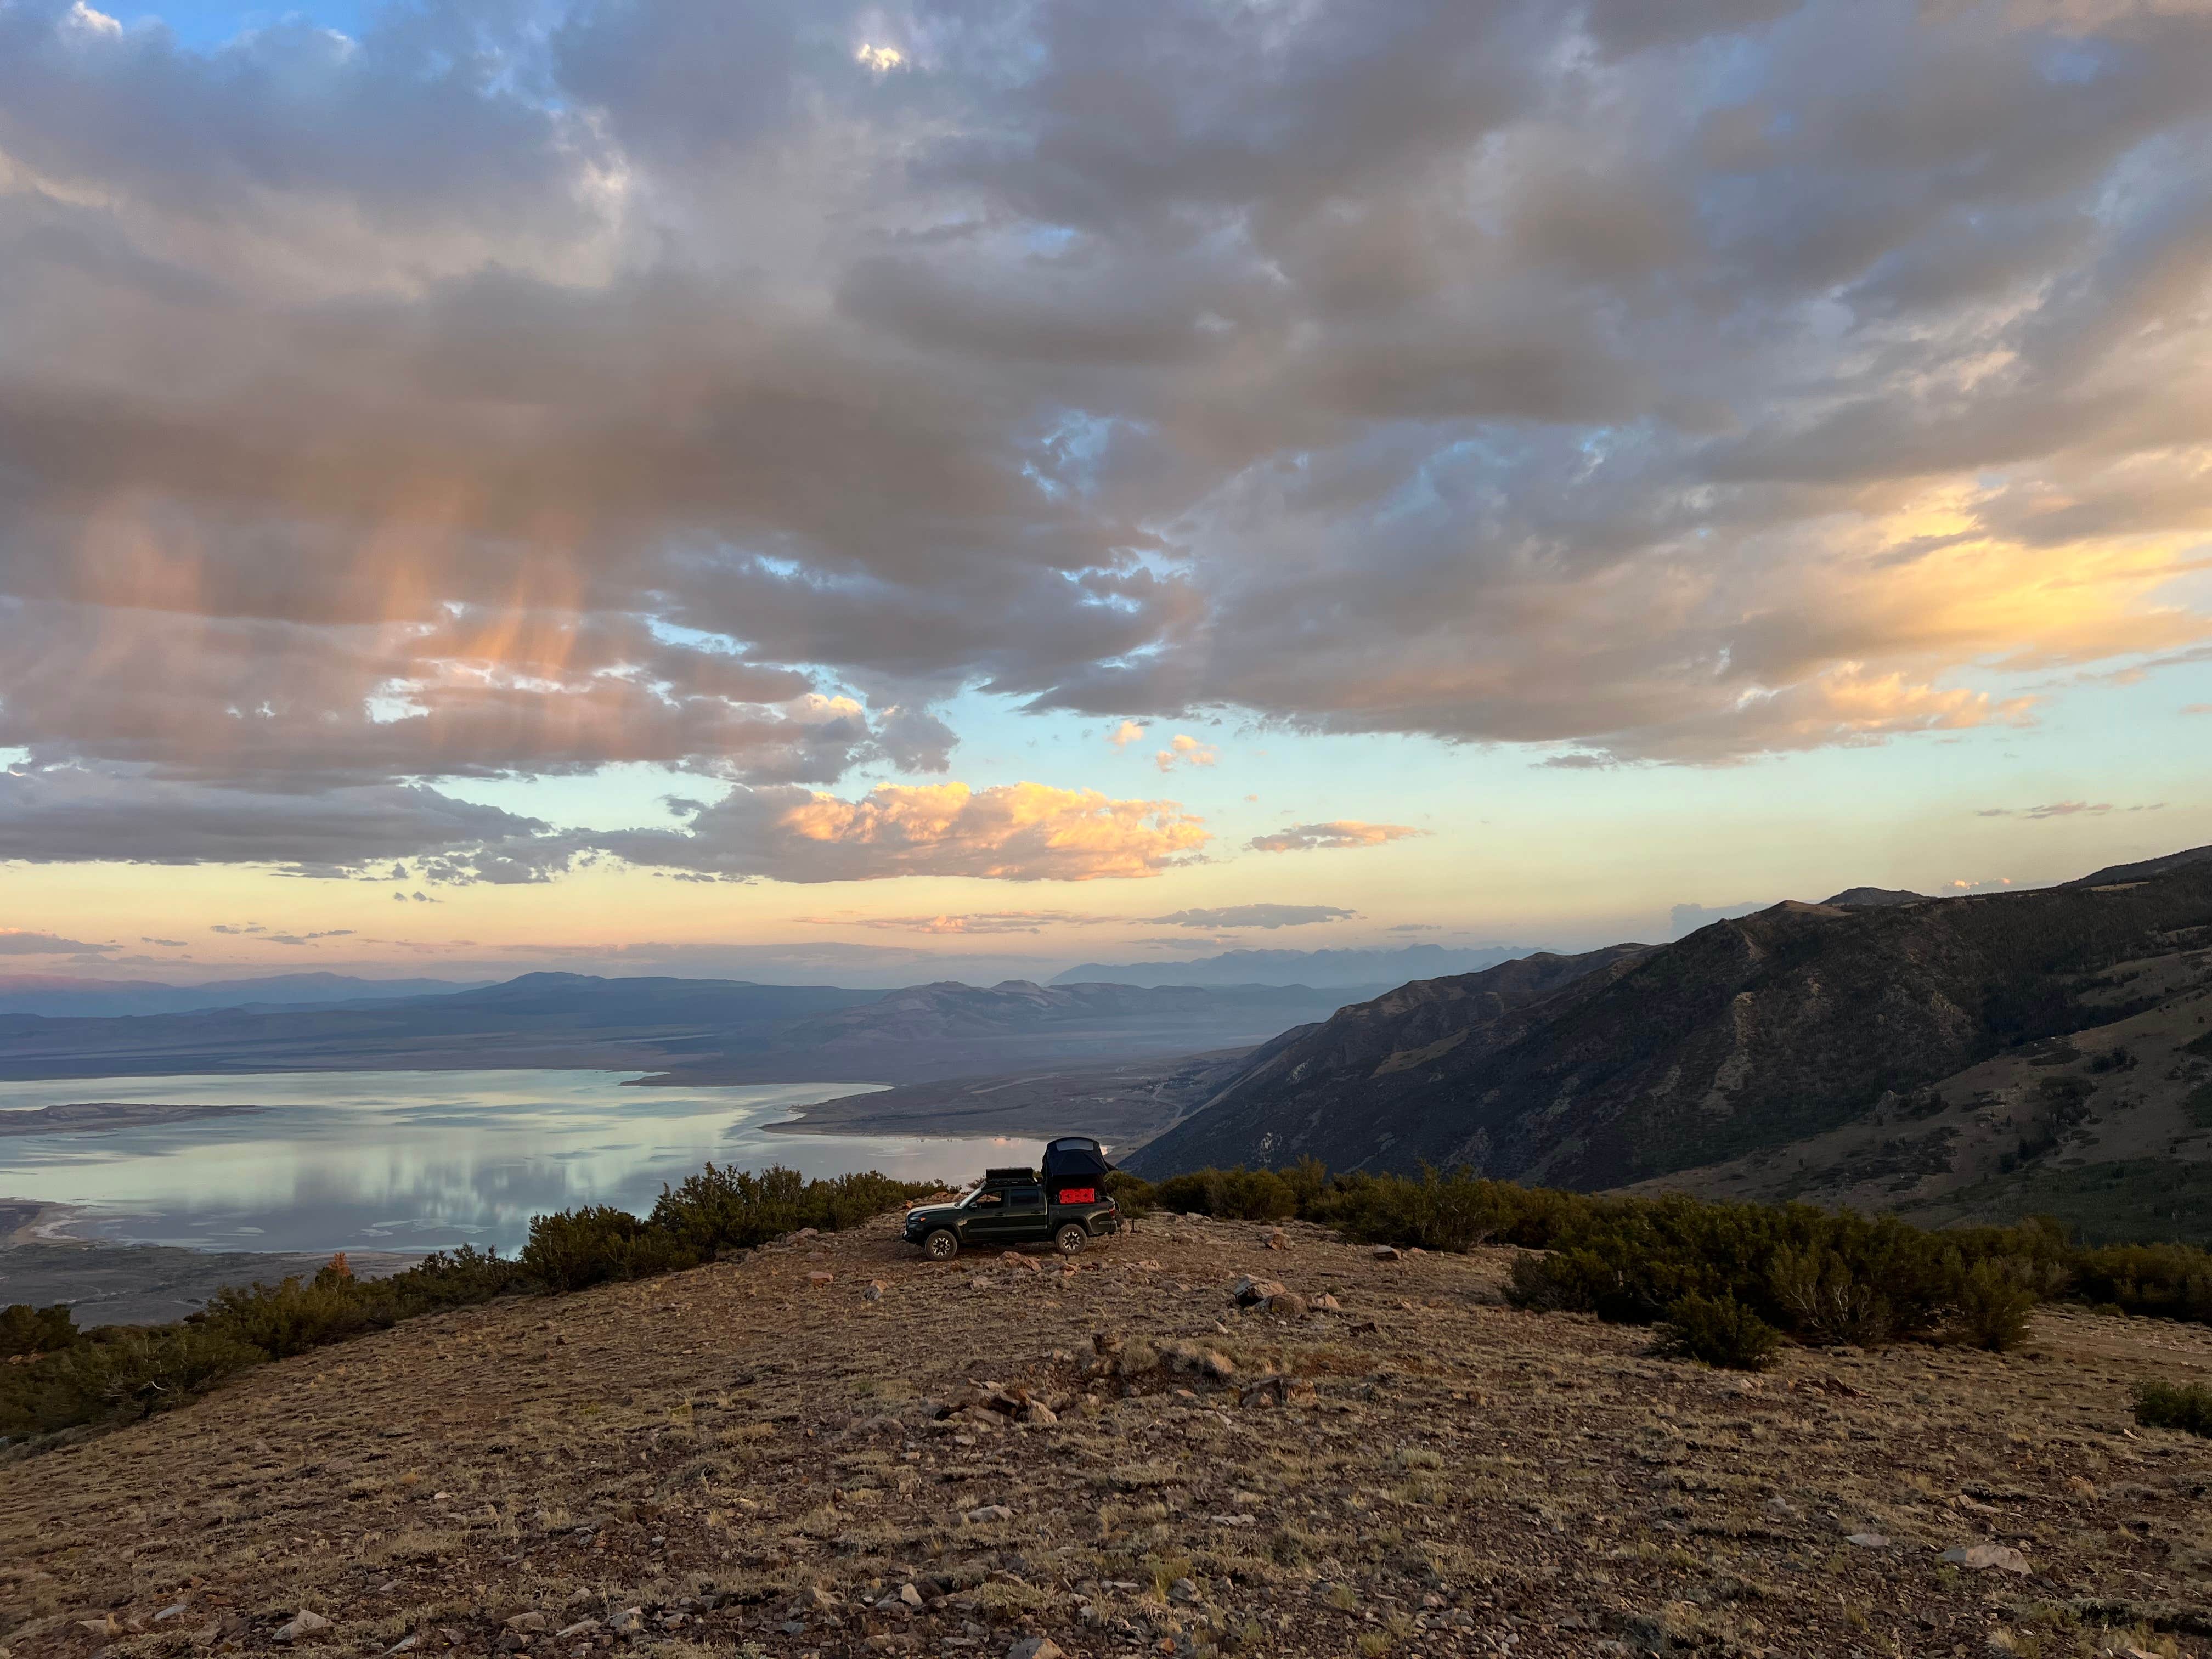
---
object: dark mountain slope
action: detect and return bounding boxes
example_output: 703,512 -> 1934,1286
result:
1126,854 -> 2212,1187
1049,944 -> 1537,991
1122,946 -> 1651,1174
2069,843 -> 2212,885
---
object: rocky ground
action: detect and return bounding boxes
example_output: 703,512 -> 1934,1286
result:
6,1214 -> 2212,1659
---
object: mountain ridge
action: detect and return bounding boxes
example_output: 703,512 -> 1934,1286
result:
1049,943 -> 1539,990
1124,851 -> 2212,1227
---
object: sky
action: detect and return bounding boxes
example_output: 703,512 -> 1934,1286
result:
2,0 -> 2210,986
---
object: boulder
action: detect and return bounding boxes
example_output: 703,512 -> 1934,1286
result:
1007,1640 -> 1064,1659
608,1609 -> 644,1635
806,1270 -> 834,1288
1372,1246 -> 1401,1261
1263,1230 -> 1290,1251
964,1504 -> 1015,1524
862,1280 -> 886,1302
1230,1276 -> 1287,1307
1265,1292 -> 1307,1318
1843,1534 -> 1888,1549
503,1613 -> 548,1633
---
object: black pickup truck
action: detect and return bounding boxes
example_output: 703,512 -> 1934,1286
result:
903,1136 -> 1121,1261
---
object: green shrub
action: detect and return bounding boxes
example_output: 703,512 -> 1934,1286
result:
0,1302 -> 78,1359
198,1245 -> 532,1359
1950,1256 -> 2039,1351
1103,1170 -> 1157,1217
1655,1294 -> 1781,1370
2133,1379 -> 2212,1437
1769,1244 -> 1899,1347
1153,1166 -> 1299,1221
2072,1242 -> 2212,1323
0,1325 -> 264,1437
649,1164 -> 933,1255
520,1205 -> 703,1293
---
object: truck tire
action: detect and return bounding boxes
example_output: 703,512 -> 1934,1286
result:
922,1228 -> 960,1262
1054,1223 -> 1088,1255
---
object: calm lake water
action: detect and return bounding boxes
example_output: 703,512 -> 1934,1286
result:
0,1070 -> 1013,1255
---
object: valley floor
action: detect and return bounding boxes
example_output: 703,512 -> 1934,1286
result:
6,1217 -> 2212,1659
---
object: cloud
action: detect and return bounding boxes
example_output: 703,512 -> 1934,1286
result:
0,0 -> 2208,878
140,936 -> 187,947
1976,801 -> 2166,820
1386,922 -> 1443,933
1154,733 -> 1219,772
0,928 -> 110,955
0,765 -> 546,867
1248,821 -> 1427,853
804,910 -> 1123,935
1109,721 -> 1148,747
2185,704 -> 2212,716
590,781 -> 1209,883
1147,905 -> 1355,929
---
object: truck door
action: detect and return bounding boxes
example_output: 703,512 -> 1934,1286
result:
998,1184 -> 1047,1242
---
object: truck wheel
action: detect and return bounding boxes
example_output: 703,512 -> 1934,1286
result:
1054,1223 -> 1088,1255
922,1228 -> 960,1262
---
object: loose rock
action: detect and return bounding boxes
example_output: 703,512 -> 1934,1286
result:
1942,1543 -> 2030,1575
274,1611 -> 333,1644
1230,1276 -> 1287,1307
1007,1640 -> 1064,1659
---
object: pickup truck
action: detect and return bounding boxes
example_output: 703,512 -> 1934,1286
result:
904,1139 -> 1121,1260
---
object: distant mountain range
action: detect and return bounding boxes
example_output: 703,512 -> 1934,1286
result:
0,972 -> 1360,1087
1052,943 -> 1539,991
1125,846 -> 2212,1243
0,972 -> 492,1019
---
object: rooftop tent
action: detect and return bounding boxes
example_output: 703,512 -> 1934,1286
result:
1042,1136 -> 1111,1187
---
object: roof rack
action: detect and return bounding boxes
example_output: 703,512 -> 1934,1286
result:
983,1165 -> 1037,1183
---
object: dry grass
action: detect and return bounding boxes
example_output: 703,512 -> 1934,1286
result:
4,1215 -> 2212,1657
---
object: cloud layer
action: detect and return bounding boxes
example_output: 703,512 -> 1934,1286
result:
592,782 -> 1208,883
5,0 -> 2212,873
1249,822 -> 1428,854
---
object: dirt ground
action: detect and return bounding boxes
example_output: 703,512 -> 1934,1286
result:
6,1212 -> 2212,1659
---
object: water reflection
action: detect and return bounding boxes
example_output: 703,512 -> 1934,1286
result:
0,1070 -> 1017,1255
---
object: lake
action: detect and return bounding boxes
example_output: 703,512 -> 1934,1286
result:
0,1070 -> 1014,1256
